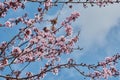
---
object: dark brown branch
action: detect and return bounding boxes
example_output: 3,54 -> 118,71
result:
26,0 -> 120,4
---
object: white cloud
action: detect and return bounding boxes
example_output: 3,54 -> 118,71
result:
56,4 -> 120,50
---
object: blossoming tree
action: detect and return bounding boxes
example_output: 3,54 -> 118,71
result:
0,0 -> 120,80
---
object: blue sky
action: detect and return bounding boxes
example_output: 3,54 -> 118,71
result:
0,1 -> 120,80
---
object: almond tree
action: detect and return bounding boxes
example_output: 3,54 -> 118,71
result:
0,0 -> 120,80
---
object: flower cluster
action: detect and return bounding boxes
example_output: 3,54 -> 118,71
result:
44,0 -> 52,10
5,21 -> 12,27
0,58 -> 8,68
66,12 -> 80,23
62,12 -> 80,25
24,28 -> 32,39
0,0 -> 24,17
0,0 -> 120,80
0,10 -> 81,79
12,47 -> 22,57
0,41 -> 7,52
61,12 -> 80,36
89,54 -> 120,79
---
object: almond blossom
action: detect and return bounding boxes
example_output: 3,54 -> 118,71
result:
5,21 -> 12,27
64,24 -> 73,36
24,29 -> 32,39
44,0 -> 52,10
52,68 -> 59,75
12,47 -> 22,57
103,67 -> 112,79
0,0 -> 120,80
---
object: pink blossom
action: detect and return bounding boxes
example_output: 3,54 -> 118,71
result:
65,25 -> 73,36
3,58 -> 8,65
98,61 -> 106,67
14,58 -> 24,64
0,2 -> 4,8
26,72 -> 33,77
68,40 -> 74,46
57,36 -> 65,42
35,14 -> 41,21
71,12 -> 80,19
103,67 -> 112,79
8,0 -> 24,10
60,36 -> 65,42
96,0 -> 103,7
27,19 -> 35,26
23,48 -> 31,53
72,36 -> 78,43
64,48 -> 71,54
56,39 -> 64,46
0,41 -> 7,47
0,58 -> 8,67
52,68 -> 58,75
36,51 -> 43,60
105,57 -> 114,63
61,21 -> 66,26
12,47 -> 22,54
27,56 -> 35,62
41,72 -> 46,78
29,38 -> 38,44
1,12 -> 6,17
110,66 -> 117,74
24,29 -> 32,39
44,0 -> 52,10
25,29 -> 32,35
66,12 -> 80,22
94,71 -> 101,77
48,37 -> 55,44
5,21 -> 12,27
